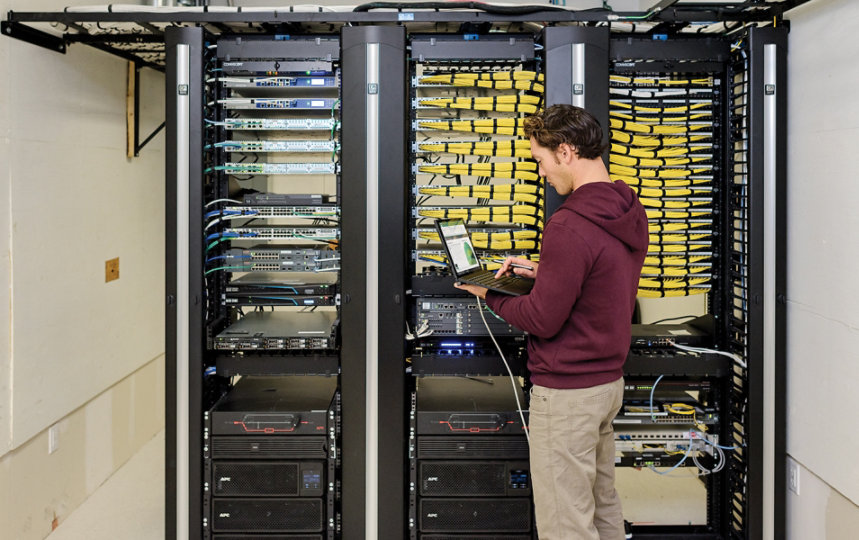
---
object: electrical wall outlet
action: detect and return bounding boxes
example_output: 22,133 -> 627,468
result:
48,424 -> 59,454
105,257 -> 120,282
788,457 -> 800,495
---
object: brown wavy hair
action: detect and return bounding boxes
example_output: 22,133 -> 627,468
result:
523,104 -> 607,160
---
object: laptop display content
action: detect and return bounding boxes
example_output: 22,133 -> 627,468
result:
435,218 -> 534,296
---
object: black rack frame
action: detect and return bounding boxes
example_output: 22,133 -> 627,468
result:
5,5 -> 791,540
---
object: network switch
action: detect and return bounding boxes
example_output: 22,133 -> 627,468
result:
222,246 -> 339,272
218,162 -> 337,175
222,226 -> 339,241
415,298 -> 525,336
218,140 -> 337,153
242,193 -> 329,206
223,205 -> 339,218
222,118 -> 339,131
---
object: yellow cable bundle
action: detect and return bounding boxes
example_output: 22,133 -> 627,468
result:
645,209 -> 711,220
610,118 -> 711,135
638,286 -> 711,298
417,204 -> 543,226
418,118 -> 526,136
648,232 -> 711,244
418,184 -> 542,204
418,140 -> 532,158
422,94 -> 542,114
610,75 -> 714,86
419,161 -> 539,181
610,153 -> 710,168
419,228 -> 539,250
420,76 -> 544,93
646,221 -> 710,233
643,254 -> 711,267
611,131 -> 711,146
610,100 -> 711,114
422,70 -> 544,83
634,186 -> 710,199
640,197 -> 711,209
611,111 -> 712,124
647,243 -> 710,253
612,174 -> 711,189
641,264 -> 710,276
611,144 -> 710,159
610,164 -> 710,179
639,276 -> 710,289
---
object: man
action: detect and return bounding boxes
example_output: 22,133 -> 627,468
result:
455,104 -> 648,540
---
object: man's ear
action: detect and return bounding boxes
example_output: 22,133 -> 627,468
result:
557,142 -> 577,163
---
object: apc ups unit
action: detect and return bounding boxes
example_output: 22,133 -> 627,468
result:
204,376 -> 339,540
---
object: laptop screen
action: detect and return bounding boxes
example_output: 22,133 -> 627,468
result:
437,218 -> 481,275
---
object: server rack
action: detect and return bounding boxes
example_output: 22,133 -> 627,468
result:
148,12 -> 787,540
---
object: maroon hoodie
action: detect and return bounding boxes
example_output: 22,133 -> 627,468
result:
486,180 -> 649,389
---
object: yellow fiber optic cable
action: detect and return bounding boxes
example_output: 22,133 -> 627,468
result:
639,197 -> 711,209
638,286 -> 711,298
418,184 -> 543,204
634,186 -> 710,199
610,153 -> 710,168
417,205 -> 543,226
418,140 -> 532,158
647,244 -> 710,253
648,233 -> 711,243
610,100 -> 711,114
645,208 -> 711,219
421,95 -> 542,114
419,162 -> 539,181
610,164 -> 710,178
643,254 -> 711,267
611,144 -> 710,159
421,71 -> 544,83
611,131 -> 711,146
646,221 -> 710,233
642,265 -> 710,276
639,276 -> 710,289
610,111 -> 712,124
418,118 -> 526,136
611,175 -> 711,188
610,118 -> 711,135
419,75 -> 544,93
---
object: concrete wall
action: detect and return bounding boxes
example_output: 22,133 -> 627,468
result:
785,0 -> 859,536
0,0 -> 166,538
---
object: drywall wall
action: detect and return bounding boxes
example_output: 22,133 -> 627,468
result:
786,0 -> 859,511
1,0 -> 165,450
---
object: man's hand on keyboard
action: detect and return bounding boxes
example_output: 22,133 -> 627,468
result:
495,256 -> 538,280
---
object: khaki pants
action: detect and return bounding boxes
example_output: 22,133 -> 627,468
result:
529,378 -> 625,540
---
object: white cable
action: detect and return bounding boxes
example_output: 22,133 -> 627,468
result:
204,212 -> 258,231
475,296 -> 530,445
204,198 -> 242,208
672,343 -> 748,369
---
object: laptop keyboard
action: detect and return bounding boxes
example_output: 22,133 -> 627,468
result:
469,272 -> 525,287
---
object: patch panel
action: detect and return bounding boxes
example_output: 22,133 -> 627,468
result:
223,205 -> 339,218
222,118 -> 339,131
217,140 -> 338,153
219,162 -> 337,175
223,227 -> 339,241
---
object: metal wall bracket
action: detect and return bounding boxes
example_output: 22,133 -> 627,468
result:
1,20 -> 66,54
127,60 -> 165,158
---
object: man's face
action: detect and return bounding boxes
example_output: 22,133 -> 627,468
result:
529,137 -> 572,196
